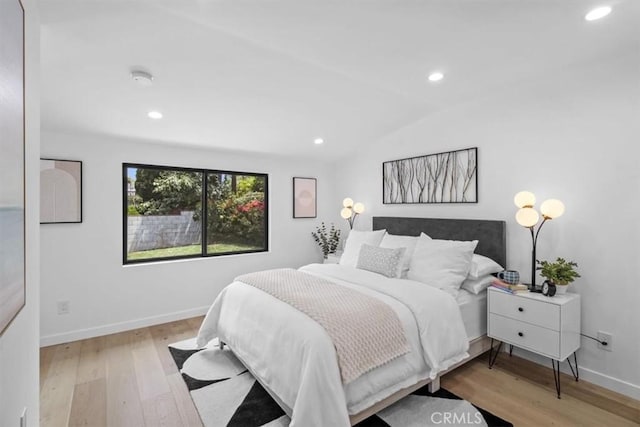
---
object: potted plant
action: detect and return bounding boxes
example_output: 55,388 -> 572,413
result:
311,222 -> 341,260
537,258 -> 581,294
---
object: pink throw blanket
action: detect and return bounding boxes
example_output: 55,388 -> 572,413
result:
236,268 -> 410,384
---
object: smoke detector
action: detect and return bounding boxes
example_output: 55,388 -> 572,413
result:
131,70 -> 154,87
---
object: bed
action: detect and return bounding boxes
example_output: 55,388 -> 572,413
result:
197,216 -> 506,426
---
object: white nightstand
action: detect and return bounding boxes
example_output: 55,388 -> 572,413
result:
323,253 -> 341,264
487,287 -> 581,398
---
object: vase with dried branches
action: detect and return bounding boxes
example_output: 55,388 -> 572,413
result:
311,222 -> 341,259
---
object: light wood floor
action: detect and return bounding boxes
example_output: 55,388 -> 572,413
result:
40,317 -> 640,427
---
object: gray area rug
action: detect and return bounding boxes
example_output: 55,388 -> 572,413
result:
169,338 -> 512,427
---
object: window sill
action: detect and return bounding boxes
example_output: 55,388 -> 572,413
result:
122,249 -> 270,267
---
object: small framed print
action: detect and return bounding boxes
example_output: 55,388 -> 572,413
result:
293,177 -> 317,218
40,159 -> 83,224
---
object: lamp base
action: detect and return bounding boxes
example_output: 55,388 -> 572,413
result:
526,283 -> 543,293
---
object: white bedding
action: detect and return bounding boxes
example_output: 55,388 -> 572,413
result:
197,263 -> 469,427
456,289 -> 488,340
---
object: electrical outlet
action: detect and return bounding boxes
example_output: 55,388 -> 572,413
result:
597,331 -> 612,351
57,300 -> 70,315
20,407 -> 27,427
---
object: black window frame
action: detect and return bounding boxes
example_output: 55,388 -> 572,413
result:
122,162 -> 269,265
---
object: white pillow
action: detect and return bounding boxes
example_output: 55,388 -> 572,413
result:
468,254 -> 503,279
461,274 -> 495,295
379,233 -> 419,277
407,235 -> 478,296
339,229 -> 386,267
356,244 -> 406,278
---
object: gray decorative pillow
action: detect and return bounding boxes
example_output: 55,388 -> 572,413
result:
356,244 -> 406,278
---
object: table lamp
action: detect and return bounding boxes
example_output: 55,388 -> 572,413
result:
514,191 -> 565,291
340,198 -> 364,229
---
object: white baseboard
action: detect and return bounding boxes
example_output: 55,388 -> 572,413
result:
577,366 -> 640,401
40,306 -> 210,347
508,347 -> 640,400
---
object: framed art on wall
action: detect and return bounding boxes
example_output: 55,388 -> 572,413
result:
383,147 -> 478,204
40,159 -> 83,224
293,177 -> 317,218
0,0 -> 25,335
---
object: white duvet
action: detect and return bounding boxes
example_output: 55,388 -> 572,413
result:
197,263 -> 469,427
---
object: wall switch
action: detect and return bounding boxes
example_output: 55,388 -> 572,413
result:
597,331 -> 612,352
57,300 -> 70,315
20,407 -> 27,427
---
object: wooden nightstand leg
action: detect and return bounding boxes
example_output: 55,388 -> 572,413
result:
567,352 -> 579,381
488,339 -> 503,369
551,359 -> 561,399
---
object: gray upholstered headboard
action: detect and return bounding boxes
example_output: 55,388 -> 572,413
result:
372,217 -> 507,268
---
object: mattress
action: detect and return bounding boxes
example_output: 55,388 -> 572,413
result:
457,289 -> 488,340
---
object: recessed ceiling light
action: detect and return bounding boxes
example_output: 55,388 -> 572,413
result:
585,6 -> 612,21
314,138 -> 324,145
428,72 -> 444,82
148,111 -> 163,119
131,70 -> 154,86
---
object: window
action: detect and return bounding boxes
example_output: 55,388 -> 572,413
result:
123,163 -> 268,264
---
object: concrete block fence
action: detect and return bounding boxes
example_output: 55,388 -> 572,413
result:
127,211 -> 202,252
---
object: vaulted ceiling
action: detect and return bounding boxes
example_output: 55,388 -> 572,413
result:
40,0 -> 639,160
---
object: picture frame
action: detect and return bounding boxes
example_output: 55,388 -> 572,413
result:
383,147 -> 478,204
293,177 -> 317,218
40,159 -> 83,224
0,0 -> 25,335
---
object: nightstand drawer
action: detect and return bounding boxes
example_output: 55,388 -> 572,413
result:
489,313 -> 560,358
489,290 -> 560,330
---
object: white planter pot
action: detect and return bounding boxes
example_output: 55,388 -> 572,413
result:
556,284 -> 569,294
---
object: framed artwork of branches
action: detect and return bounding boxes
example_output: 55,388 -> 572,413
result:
383,147 -> 478,204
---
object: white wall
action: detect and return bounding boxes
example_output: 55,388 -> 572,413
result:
0,0 -> 41,424
335,52 -> 640,398
40,131 -> 336,345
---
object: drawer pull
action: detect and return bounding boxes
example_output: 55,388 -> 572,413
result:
518,332 -> 524,337
518,307 -> 524,312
